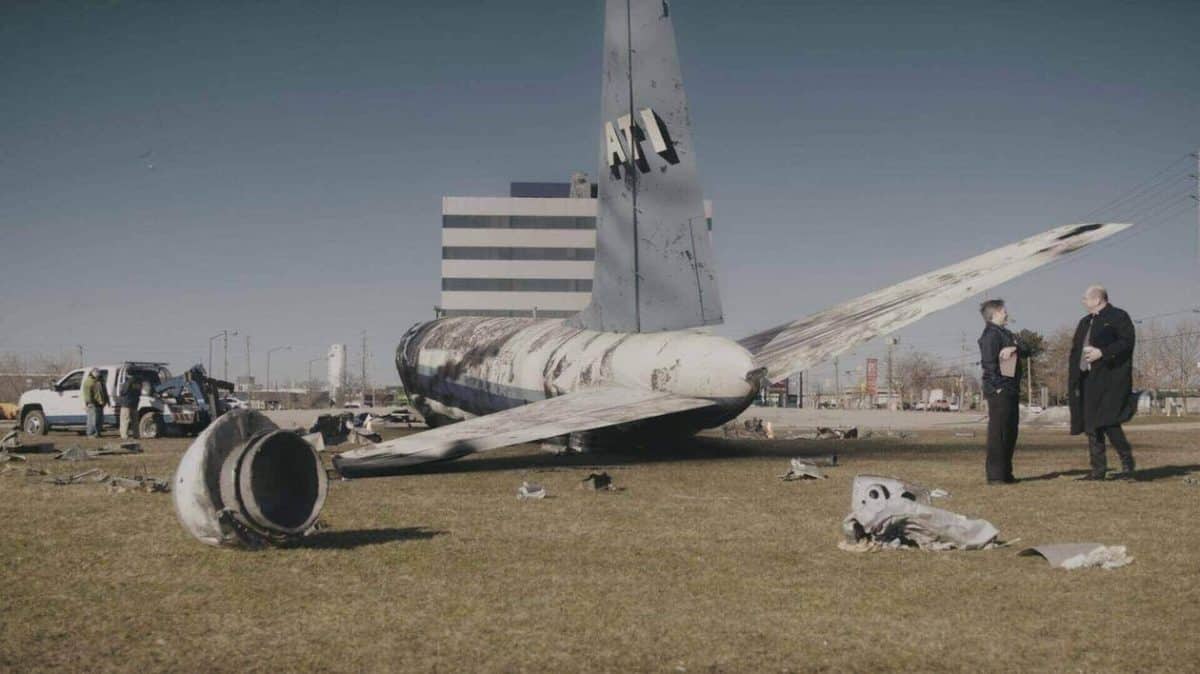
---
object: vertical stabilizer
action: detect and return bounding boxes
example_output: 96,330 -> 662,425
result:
569,0 -> 723,333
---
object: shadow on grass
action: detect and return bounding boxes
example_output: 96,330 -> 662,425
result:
295,526 -> 445,550
1021,464 -> 1200,483
1130,464 -> 1200,482
342,435 -> 957,478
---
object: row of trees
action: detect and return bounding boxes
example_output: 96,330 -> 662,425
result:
890,318 -> 1200,411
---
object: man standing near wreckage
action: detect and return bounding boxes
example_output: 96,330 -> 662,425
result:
81,368 -> 109,438
978,299 -> 1024,484
1069,285 -> 1136,480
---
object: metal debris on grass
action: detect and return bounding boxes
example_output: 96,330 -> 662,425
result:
517,481 -> 547,500
580,472 -> 614,491
779,458 -> 828,481
54,443 -> 143,461
840,475 -> 1000,552
47,468 -> 110,485
1019,544 -> 1133,570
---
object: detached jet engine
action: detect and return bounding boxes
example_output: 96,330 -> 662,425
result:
174,0 -> 1129,547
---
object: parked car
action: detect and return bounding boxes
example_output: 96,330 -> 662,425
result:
18,362 -> 217,438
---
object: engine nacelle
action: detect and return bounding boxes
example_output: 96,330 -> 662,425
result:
174,409 -> 328,548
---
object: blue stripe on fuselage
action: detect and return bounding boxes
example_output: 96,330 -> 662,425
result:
412,365 -> 545,416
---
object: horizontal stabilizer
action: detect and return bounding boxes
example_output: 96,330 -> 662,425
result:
332,387 -> 715,478
740,222 -> 1131,382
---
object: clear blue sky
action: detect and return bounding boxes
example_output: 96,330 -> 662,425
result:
2,0 -> 1198,386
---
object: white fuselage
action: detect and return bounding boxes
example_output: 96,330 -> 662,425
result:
397,317 -> 761,435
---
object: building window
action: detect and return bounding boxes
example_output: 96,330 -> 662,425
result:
442,278 -> 593,292
442,246 -> 596,261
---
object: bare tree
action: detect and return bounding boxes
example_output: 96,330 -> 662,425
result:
895,351 -> 938,407
1160,319 -> 1200,414
1040,326 -> 1075,406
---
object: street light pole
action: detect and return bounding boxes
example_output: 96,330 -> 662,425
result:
223,330 -> 238,380
307,356 -> 326,394
208,330 -> 237,377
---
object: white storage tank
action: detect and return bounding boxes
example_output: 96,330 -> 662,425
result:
328,344 -> 347,405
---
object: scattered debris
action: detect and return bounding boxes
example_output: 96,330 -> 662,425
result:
308,414 -> 351,447
53,443 -> 142,461
953,431 -> 977,438
107,475 -> 170,494
840,475 -> 1001,552
816,426 -> 858,440
1,428 -> 20,449
1183,476 -> 1199,486
0,448 -> 27,463
779,458 -> 827,481
55,446 -> 94,462
882,430 -> 915,439
580,472 -> 614,491
517,481 -> 547,500
47,468 -> 110,485
302,432 -> 326,453
1019,544 -> 1133,570
723,417 -> 774,439
929,488 -> 952,499
94,442 -> 142,456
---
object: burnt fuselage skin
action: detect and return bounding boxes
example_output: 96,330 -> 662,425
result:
397,317 -> 761,439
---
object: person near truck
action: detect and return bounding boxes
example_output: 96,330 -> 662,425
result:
81,368 -> 110,437
1069,285 -> 1137,480
117,374 -> 139,439
977,299 -> 1026,485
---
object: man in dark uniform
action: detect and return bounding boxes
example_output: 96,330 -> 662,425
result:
978,299 -> 1024,484
1069,285 -> 1136,480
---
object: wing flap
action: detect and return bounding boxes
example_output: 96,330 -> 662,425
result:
332,387 -> 714,477
741,222 -> 1131,382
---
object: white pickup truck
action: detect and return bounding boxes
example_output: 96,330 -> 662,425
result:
18,362 -> 211,438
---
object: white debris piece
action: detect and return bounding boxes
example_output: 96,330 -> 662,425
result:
1019,544 -> 1133,570
779,458 -> 827,481
841,475 -> 1000,551
517,481 -> 546,500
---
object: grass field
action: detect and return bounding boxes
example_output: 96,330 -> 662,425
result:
2,425 -> 1198,672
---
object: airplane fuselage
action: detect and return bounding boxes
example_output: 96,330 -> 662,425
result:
397,317 -> 762,440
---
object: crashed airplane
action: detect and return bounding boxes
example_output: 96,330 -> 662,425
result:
174,0 -> 1129,546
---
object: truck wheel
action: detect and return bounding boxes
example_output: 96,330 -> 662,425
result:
138,411 -> 162,439
23,409 -> 47,436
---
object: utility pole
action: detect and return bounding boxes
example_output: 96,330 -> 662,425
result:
886,338 -> 898,410
361,330 -> 369,407
1194,149 -> 1199,268
76,344 -> 84,367
245,335 -> 252,406
223,331 -> 238,381
833,356 -> 840,408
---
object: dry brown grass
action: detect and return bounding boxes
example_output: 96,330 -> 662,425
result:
2,425 -> 1198,673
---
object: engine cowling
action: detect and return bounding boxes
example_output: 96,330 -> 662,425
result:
174,409 -> 327,548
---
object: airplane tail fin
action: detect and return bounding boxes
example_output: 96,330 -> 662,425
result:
569,0 -> 722,333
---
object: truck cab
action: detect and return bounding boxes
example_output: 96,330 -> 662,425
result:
18,362 -> 211,438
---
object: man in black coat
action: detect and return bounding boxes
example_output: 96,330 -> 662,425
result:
978,299 -> 1026,484
1069,285 -> 1136,480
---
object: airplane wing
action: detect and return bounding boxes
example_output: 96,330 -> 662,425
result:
739,222 -> 1131,382
332,387 -> 716,478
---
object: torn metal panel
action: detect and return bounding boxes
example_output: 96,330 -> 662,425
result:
1019,544 -> 1133,569
570,0 -> 722,333
842,475 -> 998,551
779,459 -> 827,481
740,223 -> 1132,382
517,481 -> 546,500
333,387 -> 715,477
